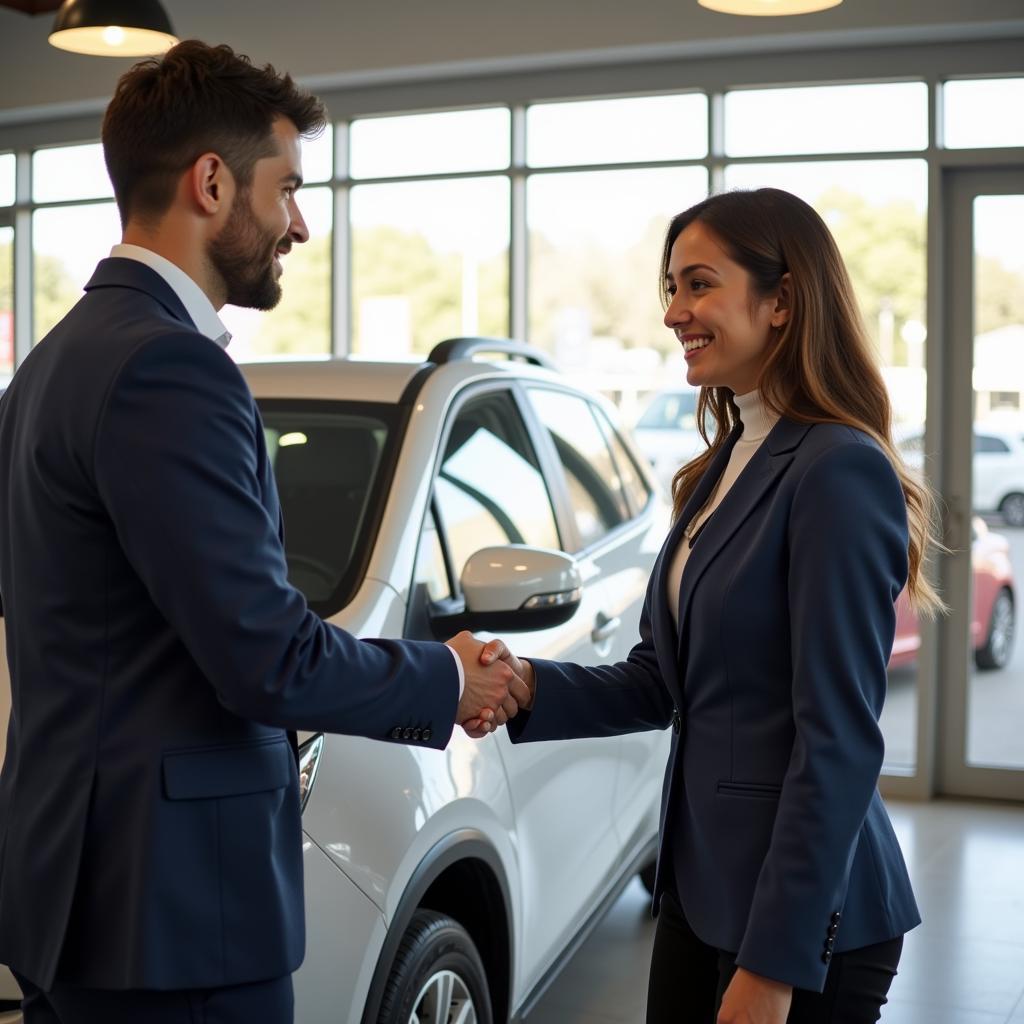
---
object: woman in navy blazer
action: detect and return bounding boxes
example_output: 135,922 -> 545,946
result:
475,188 -> 943,1022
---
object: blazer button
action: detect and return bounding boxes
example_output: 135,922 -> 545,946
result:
422,727 -> 432,741
412,728 -> 422,741
831,911 -> 842,925
390,727 -> 403,739
825,937 -> 835,950
822,950 -> 832,964
827,923 -> 838,937
402,727 -> 413,740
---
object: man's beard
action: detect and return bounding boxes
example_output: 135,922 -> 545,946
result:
207,189 -> 286,311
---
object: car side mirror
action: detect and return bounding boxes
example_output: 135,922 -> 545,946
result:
431,545 -> 582,634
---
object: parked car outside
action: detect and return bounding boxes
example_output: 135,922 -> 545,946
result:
890,516 -> 1015,671
899,423 -> 1024,527
631,385 -> 707,492
0,338 -> 671,1023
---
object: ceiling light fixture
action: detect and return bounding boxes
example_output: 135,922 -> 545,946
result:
698,0 -> 842,14
49,0 -> 179,56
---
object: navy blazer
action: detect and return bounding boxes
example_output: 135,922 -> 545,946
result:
0,259 -> 458,991
509,416 -> 920,992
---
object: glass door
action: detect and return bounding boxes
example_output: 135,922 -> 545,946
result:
938,168 -> 1024,799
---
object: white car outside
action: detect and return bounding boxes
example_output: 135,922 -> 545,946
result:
0,338 -> 671,1023
899,421 -> 1024,527
631,386 -> 708,493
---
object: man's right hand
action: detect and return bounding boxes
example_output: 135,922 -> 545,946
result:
446,631 -> 532,730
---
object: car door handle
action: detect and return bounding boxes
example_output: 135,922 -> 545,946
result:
591,613 -> 621,644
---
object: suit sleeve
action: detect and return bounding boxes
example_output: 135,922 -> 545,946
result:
507,566 -> 674,742
93,332 -> 458,747
734,438 -> 909,991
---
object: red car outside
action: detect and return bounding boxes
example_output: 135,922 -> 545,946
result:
890,517 -> 1015,671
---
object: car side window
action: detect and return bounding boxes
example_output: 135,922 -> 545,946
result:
527,387 -> 630,550
975,434 -> 1010,454
594,406 -> 651,516
431,390 -> 561,587
413,505 -> 453,602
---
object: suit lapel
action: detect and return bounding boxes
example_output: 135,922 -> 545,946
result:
675,416 -> 814,659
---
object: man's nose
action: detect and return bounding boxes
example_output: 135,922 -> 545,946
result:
289,200 -> 310,244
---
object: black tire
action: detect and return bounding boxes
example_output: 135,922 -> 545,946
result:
999,493 -> 1024,528
639,858 -> 657,896
976,587 -> 1015,670
378,909 -> 493,1024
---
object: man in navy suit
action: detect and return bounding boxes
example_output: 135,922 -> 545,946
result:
0,41 -> 526,1024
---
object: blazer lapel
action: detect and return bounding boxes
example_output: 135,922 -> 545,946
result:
675,416 -> 814,659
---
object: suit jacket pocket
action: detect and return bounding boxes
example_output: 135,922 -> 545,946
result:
716,780 -> 782,800
163,737 -> 293,800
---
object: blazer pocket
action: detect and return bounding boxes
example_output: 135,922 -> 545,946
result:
716,780 -> 783,800
163,737 -> 293,800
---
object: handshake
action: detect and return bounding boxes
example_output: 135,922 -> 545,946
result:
446,630 -> 535,739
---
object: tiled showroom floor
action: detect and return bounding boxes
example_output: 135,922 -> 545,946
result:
526,798 -> 1024,1024
1,799 -> 1021,1024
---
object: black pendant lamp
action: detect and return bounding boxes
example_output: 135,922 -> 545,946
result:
49,0 -> 179,56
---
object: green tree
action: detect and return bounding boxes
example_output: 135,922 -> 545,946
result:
976,255 -> 1024,335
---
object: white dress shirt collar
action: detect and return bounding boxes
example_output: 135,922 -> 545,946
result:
109,243 -> 231,349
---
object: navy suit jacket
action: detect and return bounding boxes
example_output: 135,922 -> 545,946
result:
509,416 -> 921,992
0,258 -> 458,991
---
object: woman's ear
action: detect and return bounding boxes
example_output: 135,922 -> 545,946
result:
771,272 -> 792,328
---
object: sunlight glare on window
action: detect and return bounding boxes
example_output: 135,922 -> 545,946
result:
33,143 -> 114,202
527,94 -> 708,167
350,108 -> 510,179
725,83 -> 928,157
944,79 -> 1024,149
0,154 -> 14,207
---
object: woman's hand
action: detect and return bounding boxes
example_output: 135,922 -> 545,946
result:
717,967 -> 793,1024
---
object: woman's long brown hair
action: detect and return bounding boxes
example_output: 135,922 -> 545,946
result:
661,188 -> 944,615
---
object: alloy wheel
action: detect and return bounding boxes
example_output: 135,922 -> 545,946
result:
408,968 -> 476,1024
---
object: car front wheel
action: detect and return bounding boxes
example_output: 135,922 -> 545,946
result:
378,910 -> 492,1024
976,587 -> 1015,671
999,493 -> 1024,528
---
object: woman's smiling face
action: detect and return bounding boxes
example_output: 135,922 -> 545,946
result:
663,220 -> 787,396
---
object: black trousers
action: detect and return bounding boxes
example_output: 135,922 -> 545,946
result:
647,892 -> 903,1024
13,970 -> 294,1024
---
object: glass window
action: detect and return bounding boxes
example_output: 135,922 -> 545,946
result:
33,143 -> 114,202
0,226 -> 12,378
528,167 -> 707,365
351,177 -> 509,357
413,508 -> 453,603
260,402 -> 396,613
0,154 -> 14,207
723,160 -> 928,427
527,94 -> 708,167
528,387 -> 630,549
350,108 -> 510,179
725,83 -> 928,157
33,202 -> 121,341
301,125 -> 334,184
221,186 -> 332,359
944,79 -> 1024,150
594,405 -> 651,515
435,391 -> 560,583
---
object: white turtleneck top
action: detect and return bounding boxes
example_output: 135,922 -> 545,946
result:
666,390 -> 780,627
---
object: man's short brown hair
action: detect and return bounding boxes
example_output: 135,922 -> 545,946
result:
102,40 -> 326,227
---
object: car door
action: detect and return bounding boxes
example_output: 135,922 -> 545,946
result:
405,383 -> 621,990
524,385 -> 668,859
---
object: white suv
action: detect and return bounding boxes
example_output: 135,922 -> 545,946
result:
0,338 -> 670,1024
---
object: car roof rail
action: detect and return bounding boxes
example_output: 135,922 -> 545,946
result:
427,336 -> 557,370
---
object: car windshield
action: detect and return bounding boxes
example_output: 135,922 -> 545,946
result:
258,400 -> 399,616
636,391 -> 699,431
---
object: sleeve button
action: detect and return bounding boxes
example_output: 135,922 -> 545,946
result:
422,728 -> 432,741
390,727 -> 402,739
402,727 -> 413,740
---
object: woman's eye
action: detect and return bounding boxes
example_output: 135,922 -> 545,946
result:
690,279 -> 709,292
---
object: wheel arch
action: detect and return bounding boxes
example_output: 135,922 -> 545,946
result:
359,829 -> 513,1024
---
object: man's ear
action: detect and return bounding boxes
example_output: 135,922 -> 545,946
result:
188,153 -> 233,216
771,272 -> 792,328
